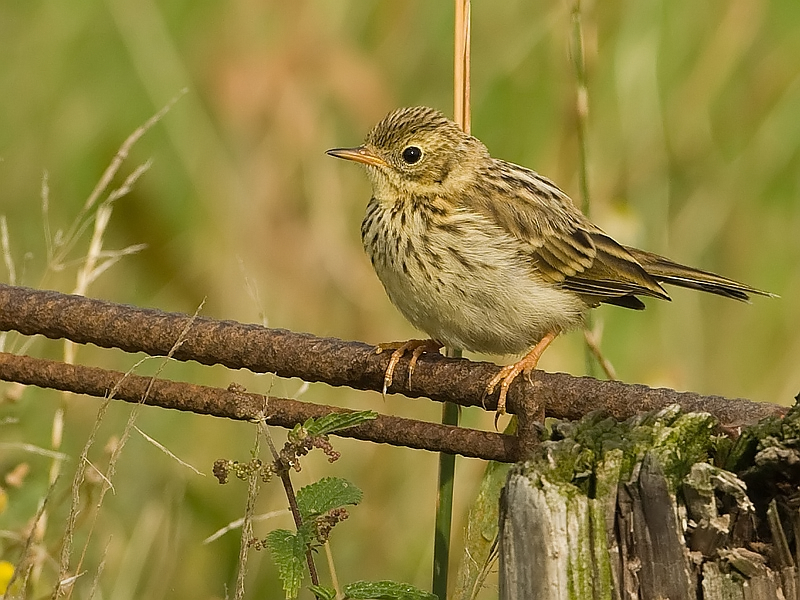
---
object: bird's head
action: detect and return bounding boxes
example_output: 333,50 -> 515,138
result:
327,106 -> 488,199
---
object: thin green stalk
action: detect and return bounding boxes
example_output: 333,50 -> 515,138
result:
572,5 -> 590,216
571,1 -> 598,378
433,347 -> 461,599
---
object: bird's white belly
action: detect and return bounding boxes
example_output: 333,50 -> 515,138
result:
364,206 -> 587,355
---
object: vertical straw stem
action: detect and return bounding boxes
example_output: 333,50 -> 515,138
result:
454,0 -> 471,134
433,3 -> 470,597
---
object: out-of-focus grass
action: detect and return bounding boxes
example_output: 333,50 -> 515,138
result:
1,0 -> 798,598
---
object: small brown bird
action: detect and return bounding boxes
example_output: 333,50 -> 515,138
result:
327,106 -> 771,415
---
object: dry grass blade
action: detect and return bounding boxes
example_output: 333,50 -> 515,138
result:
55,388 -> 116,599
86,540 -> 110,600
73,160 -> 152,296
2,476 -> 59,600
41,172 -> 53,266
0,443 -> 69,461
0,216 -> 11,354
203,511 -> 287,545
51,90 -> 186,269
0,217 -> 15,287
583,327 -> 617,381
133,426 -> 205,476
233,423 -> 263,600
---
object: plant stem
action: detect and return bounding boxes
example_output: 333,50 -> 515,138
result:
454,0 -> 471,134
264,428 -> 321,592
571,1 -> 599,378
234,425 -> 262,600
433,347 -> 461,599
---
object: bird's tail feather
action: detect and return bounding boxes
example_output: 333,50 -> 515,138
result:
624,247 -> 774,302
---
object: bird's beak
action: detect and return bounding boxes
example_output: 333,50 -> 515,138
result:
326,145 -> 388,168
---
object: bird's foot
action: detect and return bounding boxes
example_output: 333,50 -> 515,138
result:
484,332 -> 558,426
375,339 -> 444,395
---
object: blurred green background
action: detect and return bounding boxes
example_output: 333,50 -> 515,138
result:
1,0 -> 798,598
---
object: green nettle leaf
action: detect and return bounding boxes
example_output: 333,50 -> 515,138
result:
265,529 -> 307,599
308,585 -> 337,600
297,477 -> 363,519
304,411 -> 378,436
343,580 -> 438,600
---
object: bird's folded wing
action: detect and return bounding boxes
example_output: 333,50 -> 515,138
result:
466,167 -> 670,302
549,230 -> 671,301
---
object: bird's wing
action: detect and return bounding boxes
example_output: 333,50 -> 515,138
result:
563,232 -> 670,302
624,246 -> 773,301
468,160 -> 670,303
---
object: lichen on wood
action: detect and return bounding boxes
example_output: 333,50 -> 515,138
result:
499,402 -> 800,600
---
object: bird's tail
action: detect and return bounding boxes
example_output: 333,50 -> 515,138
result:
624,246 -> 774,302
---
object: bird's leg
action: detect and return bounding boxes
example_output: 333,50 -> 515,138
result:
485,331 -> 558,417
375,339 -> 444,395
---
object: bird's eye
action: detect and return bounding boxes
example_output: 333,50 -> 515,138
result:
401,146 -> 423,165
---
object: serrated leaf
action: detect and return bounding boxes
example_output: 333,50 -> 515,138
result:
344,580 -> 437,600
265,529 -> 307,599
297,477 -> 362,519
308,584 -> 337,600
305,411 -> 378,436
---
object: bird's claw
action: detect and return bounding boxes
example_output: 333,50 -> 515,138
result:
376,339 -> 443,396
483,331 -> 558,428
485,363 -> 523,428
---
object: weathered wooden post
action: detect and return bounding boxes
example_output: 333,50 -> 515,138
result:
499,403 -> 800,600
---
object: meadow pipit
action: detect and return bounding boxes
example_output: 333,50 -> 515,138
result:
328,106 -> 771,416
